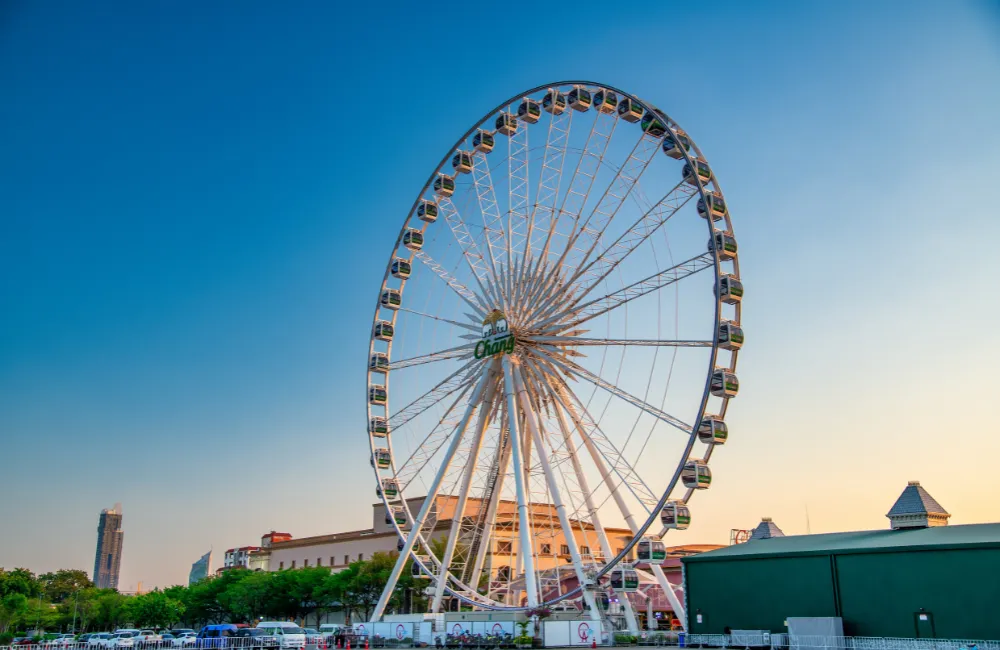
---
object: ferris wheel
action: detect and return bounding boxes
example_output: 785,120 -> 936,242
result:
365,82 -> 742,629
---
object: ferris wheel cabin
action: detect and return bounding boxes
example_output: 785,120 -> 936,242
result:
433,173 -> 455,197
710,368 -> 739,398
718,320 -> 744,351
698,415 -> 728,445
417,199 -> 438,223
698,192 -> 727,221
617,97 -> 643,123
682,459 -> 712,489
369,417 -> 389,437
495,112 -> 518,135
372,447 -> 391,469
385,506 -> 406,526
717,274 -> 744,304
660,501 -> 691,530
662,131 -> 692,159
473,129 -> 495,153
380,478 -> 399,499
391,257 -> 411,279
368,385 -> 388,405
568,85 -> 593,111
380,288 -> 402,309
412,555 -> 431,579
636,537 -> 667,563
369,352 -> 389,372
517,98 -> 541,124
609,566 -> 639,592
594,89 -> 618,114
452,150 -> 473,174
683,159 -> 713,187
709,231 -> 738,262
374,320 -> 394,341
543,89 -> 567,114
641,109 -> 668,137
402,228 -> 424,251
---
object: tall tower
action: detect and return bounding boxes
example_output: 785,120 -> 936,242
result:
93,503 -> 124,590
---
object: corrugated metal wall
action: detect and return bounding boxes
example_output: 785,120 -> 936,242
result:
686,548 -> 1000,639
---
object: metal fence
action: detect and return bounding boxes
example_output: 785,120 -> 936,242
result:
681,635 -> 1000,650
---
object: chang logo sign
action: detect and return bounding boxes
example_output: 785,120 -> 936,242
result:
474,309 -> 515,359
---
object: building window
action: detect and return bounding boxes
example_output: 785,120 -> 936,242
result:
496,540 -> 512,554
344,555 -> 349,565
541,544 -> 551,555
279,561 -> 284,570
358,553 -> 364,561
303,559 -> 309,567
496,566 -> 510,581
316,557 -> 322,566
579,545 -> 590,555
616,547 -> 624,556
330,557 -> 335,566
291,560 -> 296,569
560,544 -> 570,555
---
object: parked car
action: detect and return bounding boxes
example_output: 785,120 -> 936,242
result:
235,629 -> 278,650
254,624 -> 305,650
88,634 -> 112,649
169,631 -> 195,638
171,633 -> 197,649
110,632 -> 137,649
159,634 -> 175,647
300,630 -> 322,648
134,631 -> 161,648
78,634 -> 95,644
195,625 -> 239,649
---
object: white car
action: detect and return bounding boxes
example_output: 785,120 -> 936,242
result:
108,632 -> 136,649
255,624 -> 305,650
89,634 -> 112,649
172,633 -> 197,648
134,632 -> 160,647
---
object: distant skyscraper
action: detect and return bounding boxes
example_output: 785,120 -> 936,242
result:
93,503 -> 123,590
189,551 -> 213,585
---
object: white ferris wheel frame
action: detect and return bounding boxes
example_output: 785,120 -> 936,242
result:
363,81 -> 742,625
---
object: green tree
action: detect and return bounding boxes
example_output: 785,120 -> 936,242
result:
127,591 -> 185,630
38,570 -> 93,604
0,569 -> 41,599
0,594 -> 29,634
218,572 -> 271,624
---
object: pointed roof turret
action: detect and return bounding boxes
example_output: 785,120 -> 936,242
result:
887,481 -> 950,530
750,517 -> 785,540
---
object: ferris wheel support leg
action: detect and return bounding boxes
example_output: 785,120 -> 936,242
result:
649,563 -> 687,632
556,386 -> 640,636
513,367 -> 600,623
468,434 -> 513,597
431,378 -> 498,613
370,364 -> 494,622
502,355 -> 539,609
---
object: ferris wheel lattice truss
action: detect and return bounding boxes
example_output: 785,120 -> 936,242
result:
363,81 -> 743,631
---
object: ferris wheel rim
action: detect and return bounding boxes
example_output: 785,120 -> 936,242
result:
364,81 -> 742,612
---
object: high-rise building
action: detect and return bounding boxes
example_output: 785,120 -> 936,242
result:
93,503 -> 123,589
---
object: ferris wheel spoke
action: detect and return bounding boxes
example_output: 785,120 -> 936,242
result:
411,249 -> 486,315
397,306 -> 478,332
506,108 -> 530,267
561,129 -> 664,272
557,356 -> 692,435
389,359 -> 482,432
524,102 -> 573,265
552,383 -> 659,512
438,195 -> 493,287
528,336 -> 712,348
387,343 -> 475,371
565,181 -> 698,304
395,381 -> 475,492
470,151 -> 507,281
538,252 -> 714,332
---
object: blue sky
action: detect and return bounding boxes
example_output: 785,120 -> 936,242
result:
1,1 -> 999,589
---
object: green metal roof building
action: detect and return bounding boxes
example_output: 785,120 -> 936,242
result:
682,483 -> 1000,640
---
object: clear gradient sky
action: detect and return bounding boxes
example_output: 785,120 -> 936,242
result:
2,1 -> 999,590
